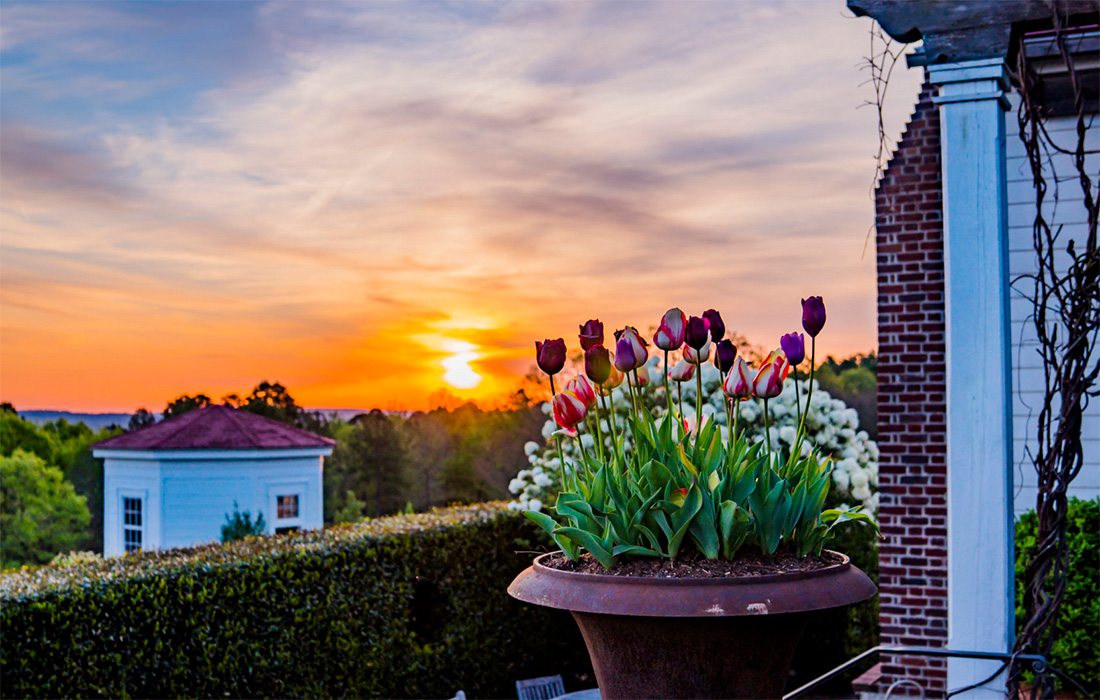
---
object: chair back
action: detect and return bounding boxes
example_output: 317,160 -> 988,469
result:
515,674 -> 566,700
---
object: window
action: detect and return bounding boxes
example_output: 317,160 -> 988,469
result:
277,494 -> 299,519
122,496 -> 143,553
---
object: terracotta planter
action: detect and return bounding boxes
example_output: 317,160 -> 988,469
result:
508,552 -> 876,700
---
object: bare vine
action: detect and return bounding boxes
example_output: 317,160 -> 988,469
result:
859,21 -> 908,258
1007,5 -> 1100,699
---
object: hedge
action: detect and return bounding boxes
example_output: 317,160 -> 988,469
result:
1016,497 -> 1099,696
1,499 -> 881,698
0,502 -> 591,698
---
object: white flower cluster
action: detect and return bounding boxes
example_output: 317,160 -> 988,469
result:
509,357 -> 879,514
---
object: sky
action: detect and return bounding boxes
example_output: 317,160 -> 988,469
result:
0,0 -> 923,413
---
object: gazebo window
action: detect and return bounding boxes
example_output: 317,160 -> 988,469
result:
277,494 -> 299,519
122,496 -> 143,553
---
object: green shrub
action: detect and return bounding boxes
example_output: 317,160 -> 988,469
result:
1016,497 -> 1099,696
221,501 -> 266,542
0,502 -> 590,699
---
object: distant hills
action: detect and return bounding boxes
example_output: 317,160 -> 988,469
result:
18,408 -> 374,430
19,411 -> 134,430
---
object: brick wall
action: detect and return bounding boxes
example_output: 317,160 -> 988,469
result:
874,77 -> 948,696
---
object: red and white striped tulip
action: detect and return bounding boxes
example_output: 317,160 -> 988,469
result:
565,375 -> 597,409
723,357 -> 754,400
634,363 -> 651,387
752,349 -> 791,399
668,359 -> 696,382
683,339 -> 711,364
552,390 -> 588,435
653,308 -> 687,351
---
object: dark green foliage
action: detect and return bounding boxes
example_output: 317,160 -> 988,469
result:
1015,498 -> 1099,696
221,502 -> 267,543
162,392 -> 212,419
325,411 -> 412,519
814,354 -> 877,439
0,503 -> 591,699
0,415 -> 117,557
0,450 -> 92,567
127,408 -> 156,431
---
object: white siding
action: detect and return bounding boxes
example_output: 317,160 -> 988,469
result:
1005,98 -> 1100,515
96,448 -> 328,556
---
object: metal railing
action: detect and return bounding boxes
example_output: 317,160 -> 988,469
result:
783,645 -> 1090,699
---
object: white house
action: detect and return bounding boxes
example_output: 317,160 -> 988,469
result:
93,405 -> 334,557
850,0 -> 1097,696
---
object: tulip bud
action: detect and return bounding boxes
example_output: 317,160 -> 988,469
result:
552,390 -> 588,435
753,349 -> 791,399
780,332 -> 805,366
801,296 -> 826,338
683,339 -> 711,364
684,316 -> 710,350
584,345 -> 612,386
565,375 -> 597,409
634,363 -> 651,387
578,319 -> 604,351
668,359 -> 696,382
703,309 -> 725,343
614,336 -> 637,372
713,339 -> 737,373
535,338 -> 566,376
653,308 -> 686,351
614,326 -> 648,370
723,357 -> 754,400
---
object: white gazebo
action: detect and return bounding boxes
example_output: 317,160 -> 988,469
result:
93,405 -> 334,556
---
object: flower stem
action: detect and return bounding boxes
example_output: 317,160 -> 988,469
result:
663,350 -> 673,418
604,390 -> 618,454
694,359 -> 703,446
590,400 -> 605,463
763,397 -> 772,464
549,374 -> 566,487
799,338 -> 816,436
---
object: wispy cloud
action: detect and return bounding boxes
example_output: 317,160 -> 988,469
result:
0,0 -> 923,411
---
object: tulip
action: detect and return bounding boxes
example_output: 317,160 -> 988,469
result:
613,336 -> 638,372
780,332 -> 805,366
722,357 -> 754,400
801,296 -> 826,338
602,358 -> 625,391
614,326 -> 648,369
683,339 -> 711,364
584,345 -> 612,386
703,309 -> 725,343
653,308 -> 687,351
634,363 -> 651,387
535,338 -> 566,377
578,319 -> 604,351
552,390 -> 588,435
565,375 -> 597,409
714,339 -> 737,374
753,349 -> 791,399
684,315 -> 710,350
668,359 -> 695,382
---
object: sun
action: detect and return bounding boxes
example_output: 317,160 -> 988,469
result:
440,340 -> 483,390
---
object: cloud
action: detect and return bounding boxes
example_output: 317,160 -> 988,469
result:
0,0 -> 924,410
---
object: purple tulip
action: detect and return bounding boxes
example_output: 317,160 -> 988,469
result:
714,339 -> 737,373
584,345 -> 612,385
780,332 -> 806,366
614,336 -> 637,372
535,338 -> 566,376
578,319 -> 604,351
703,309 -> 725,343
684,315 -> 711,351
801,296 -> 826,338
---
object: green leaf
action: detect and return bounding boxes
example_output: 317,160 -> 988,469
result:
554,526 -> 616,569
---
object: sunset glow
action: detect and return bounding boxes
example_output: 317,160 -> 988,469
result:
0,1 -> 923,412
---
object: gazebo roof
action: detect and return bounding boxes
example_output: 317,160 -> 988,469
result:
94,405 -> 335,451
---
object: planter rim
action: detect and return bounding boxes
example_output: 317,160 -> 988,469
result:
531,550 -> 852,585
509,549 -> 876,618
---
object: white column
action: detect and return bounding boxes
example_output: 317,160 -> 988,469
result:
929,58 -> 1015,697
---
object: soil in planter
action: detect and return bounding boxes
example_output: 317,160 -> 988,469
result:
543,550 -> 843,578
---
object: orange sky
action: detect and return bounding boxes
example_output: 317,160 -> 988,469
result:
0,1 -> 923,412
